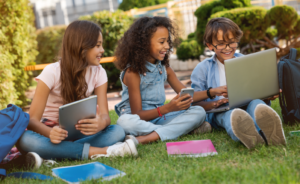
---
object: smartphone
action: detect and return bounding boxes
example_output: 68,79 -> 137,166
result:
289,131 -> 300,136
180,88 -> 194,100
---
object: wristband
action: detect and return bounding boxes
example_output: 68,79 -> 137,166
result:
157,107 -> 166,120
157,107 -> 163,117
207,87 -> 215,99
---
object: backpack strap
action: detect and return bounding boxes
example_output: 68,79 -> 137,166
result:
278,61 -> 289,121
289,48 -> 297,60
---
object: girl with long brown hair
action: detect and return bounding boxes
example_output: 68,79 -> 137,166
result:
16,20 -> 137,161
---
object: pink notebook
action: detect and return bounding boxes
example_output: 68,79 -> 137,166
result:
166,140 -> 218,157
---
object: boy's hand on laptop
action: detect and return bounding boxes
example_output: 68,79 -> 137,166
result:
211,86 -> 228,98
211,98 -> 229,109
49,126 -> 68,144
266,89 -> 282,101
76,105 -> 105,135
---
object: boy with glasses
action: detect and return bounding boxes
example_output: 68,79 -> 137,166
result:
191,17 -> 286,149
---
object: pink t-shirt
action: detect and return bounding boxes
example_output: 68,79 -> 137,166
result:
36,62 -> 108,123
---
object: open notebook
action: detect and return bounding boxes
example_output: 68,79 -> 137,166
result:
52,162 -> 125,184
166,140 -> 218,157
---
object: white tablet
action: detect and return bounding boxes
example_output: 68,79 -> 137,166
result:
59,95 -> 97,141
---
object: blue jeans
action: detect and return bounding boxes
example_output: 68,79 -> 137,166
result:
213,99 -> 265,141
117,106 -> 206,141
16,125 -> 125,160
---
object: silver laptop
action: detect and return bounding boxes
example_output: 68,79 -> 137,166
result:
206,48 -> 279,113
59,95 -> 97,140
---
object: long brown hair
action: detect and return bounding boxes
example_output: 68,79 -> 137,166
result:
59,20 -> 101,104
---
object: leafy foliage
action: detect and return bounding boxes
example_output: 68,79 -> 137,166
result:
194,0 -> 251,46
80,10 -> 134,89
36,25 -> 67,64
0,0 -> 38,109
176,39 -> 202,61
118,0 -> 169,11
210,5 -> 300,57
210,7 -> 268,44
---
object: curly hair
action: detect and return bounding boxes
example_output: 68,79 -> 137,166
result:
59,20 -> 101,104
114,16 -> 179,74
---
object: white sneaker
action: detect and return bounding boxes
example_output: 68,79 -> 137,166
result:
28,152 -> 57,168
91,140 -> 138,159
125,135 -> 139,146
27,152 -> 43,169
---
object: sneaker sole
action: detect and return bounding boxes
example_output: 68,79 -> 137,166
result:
125,139 -> 138,157
191,121 -> 212,134
27,152 -> 42,169
255,104 -> 286,146
231,109 -> 265,149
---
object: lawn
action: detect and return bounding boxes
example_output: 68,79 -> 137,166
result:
3,99 -> 300,184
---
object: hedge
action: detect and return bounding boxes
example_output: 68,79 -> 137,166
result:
210,7 -> 268,44
176,39 -> 202,61
209,5 -> 300,57
36,25 -> 67,65
0,0 -> 38,109
118,0 -> 169,11
194,0 -> 251,47
80,10 -> 134,89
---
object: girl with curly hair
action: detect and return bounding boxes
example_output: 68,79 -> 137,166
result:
114,16 -> 227,145
16,20 -> 137,161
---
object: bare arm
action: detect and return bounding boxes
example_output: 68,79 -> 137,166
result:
27,80 -> 53,138
125,69 -> 191,121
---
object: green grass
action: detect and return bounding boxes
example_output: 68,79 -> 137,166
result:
3,99 -> 300,183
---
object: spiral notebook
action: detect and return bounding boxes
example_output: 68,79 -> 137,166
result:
166,140 -> 218,157
52,162 -> 125,183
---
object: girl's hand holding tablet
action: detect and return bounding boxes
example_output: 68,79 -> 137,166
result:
49,126 -> 68,144
76,105 -> 106,136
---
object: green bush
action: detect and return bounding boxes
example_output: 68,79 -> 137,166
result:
119,0 -> 169,11
210,7 -> 268,44
80,10 -> 134,89
0,0 -> 38,109
266,5 -> 299,39
296,48 -> 300,59
36,25 -> 67,65
194,0 -> 251,46
208,5 -> 300,57
176,39 -> 202,61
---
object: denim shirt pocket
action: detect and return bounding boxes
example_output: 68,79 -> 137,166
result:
141,72 -> 161,101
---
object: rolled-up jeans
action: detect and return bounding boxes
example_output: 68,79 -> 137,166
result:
16,125 -> 125,160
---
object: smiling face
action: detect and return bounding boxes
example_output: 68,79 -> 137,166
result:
148,26 -> 170,64
207,30 -> 237,64
86,32 -> 105,66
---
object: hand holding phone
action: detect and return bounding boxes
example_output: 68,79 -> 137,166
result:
180,88 -> 194,101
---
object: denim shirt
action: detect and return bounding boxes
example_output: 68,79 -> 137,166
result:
115,61 -> 167,116
191,53 -> 243,125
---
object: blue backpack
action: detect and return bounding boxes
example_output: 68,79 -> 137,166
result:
0,104 -> 29,179
278,48 -> 300,125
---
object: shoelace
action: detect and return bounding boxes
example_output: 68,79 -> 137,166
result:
43,160 -> 58,167
91,154 -> 109,160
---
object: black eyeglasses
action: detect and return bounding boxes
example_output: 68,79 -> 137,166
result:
211,42 -> 239,50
